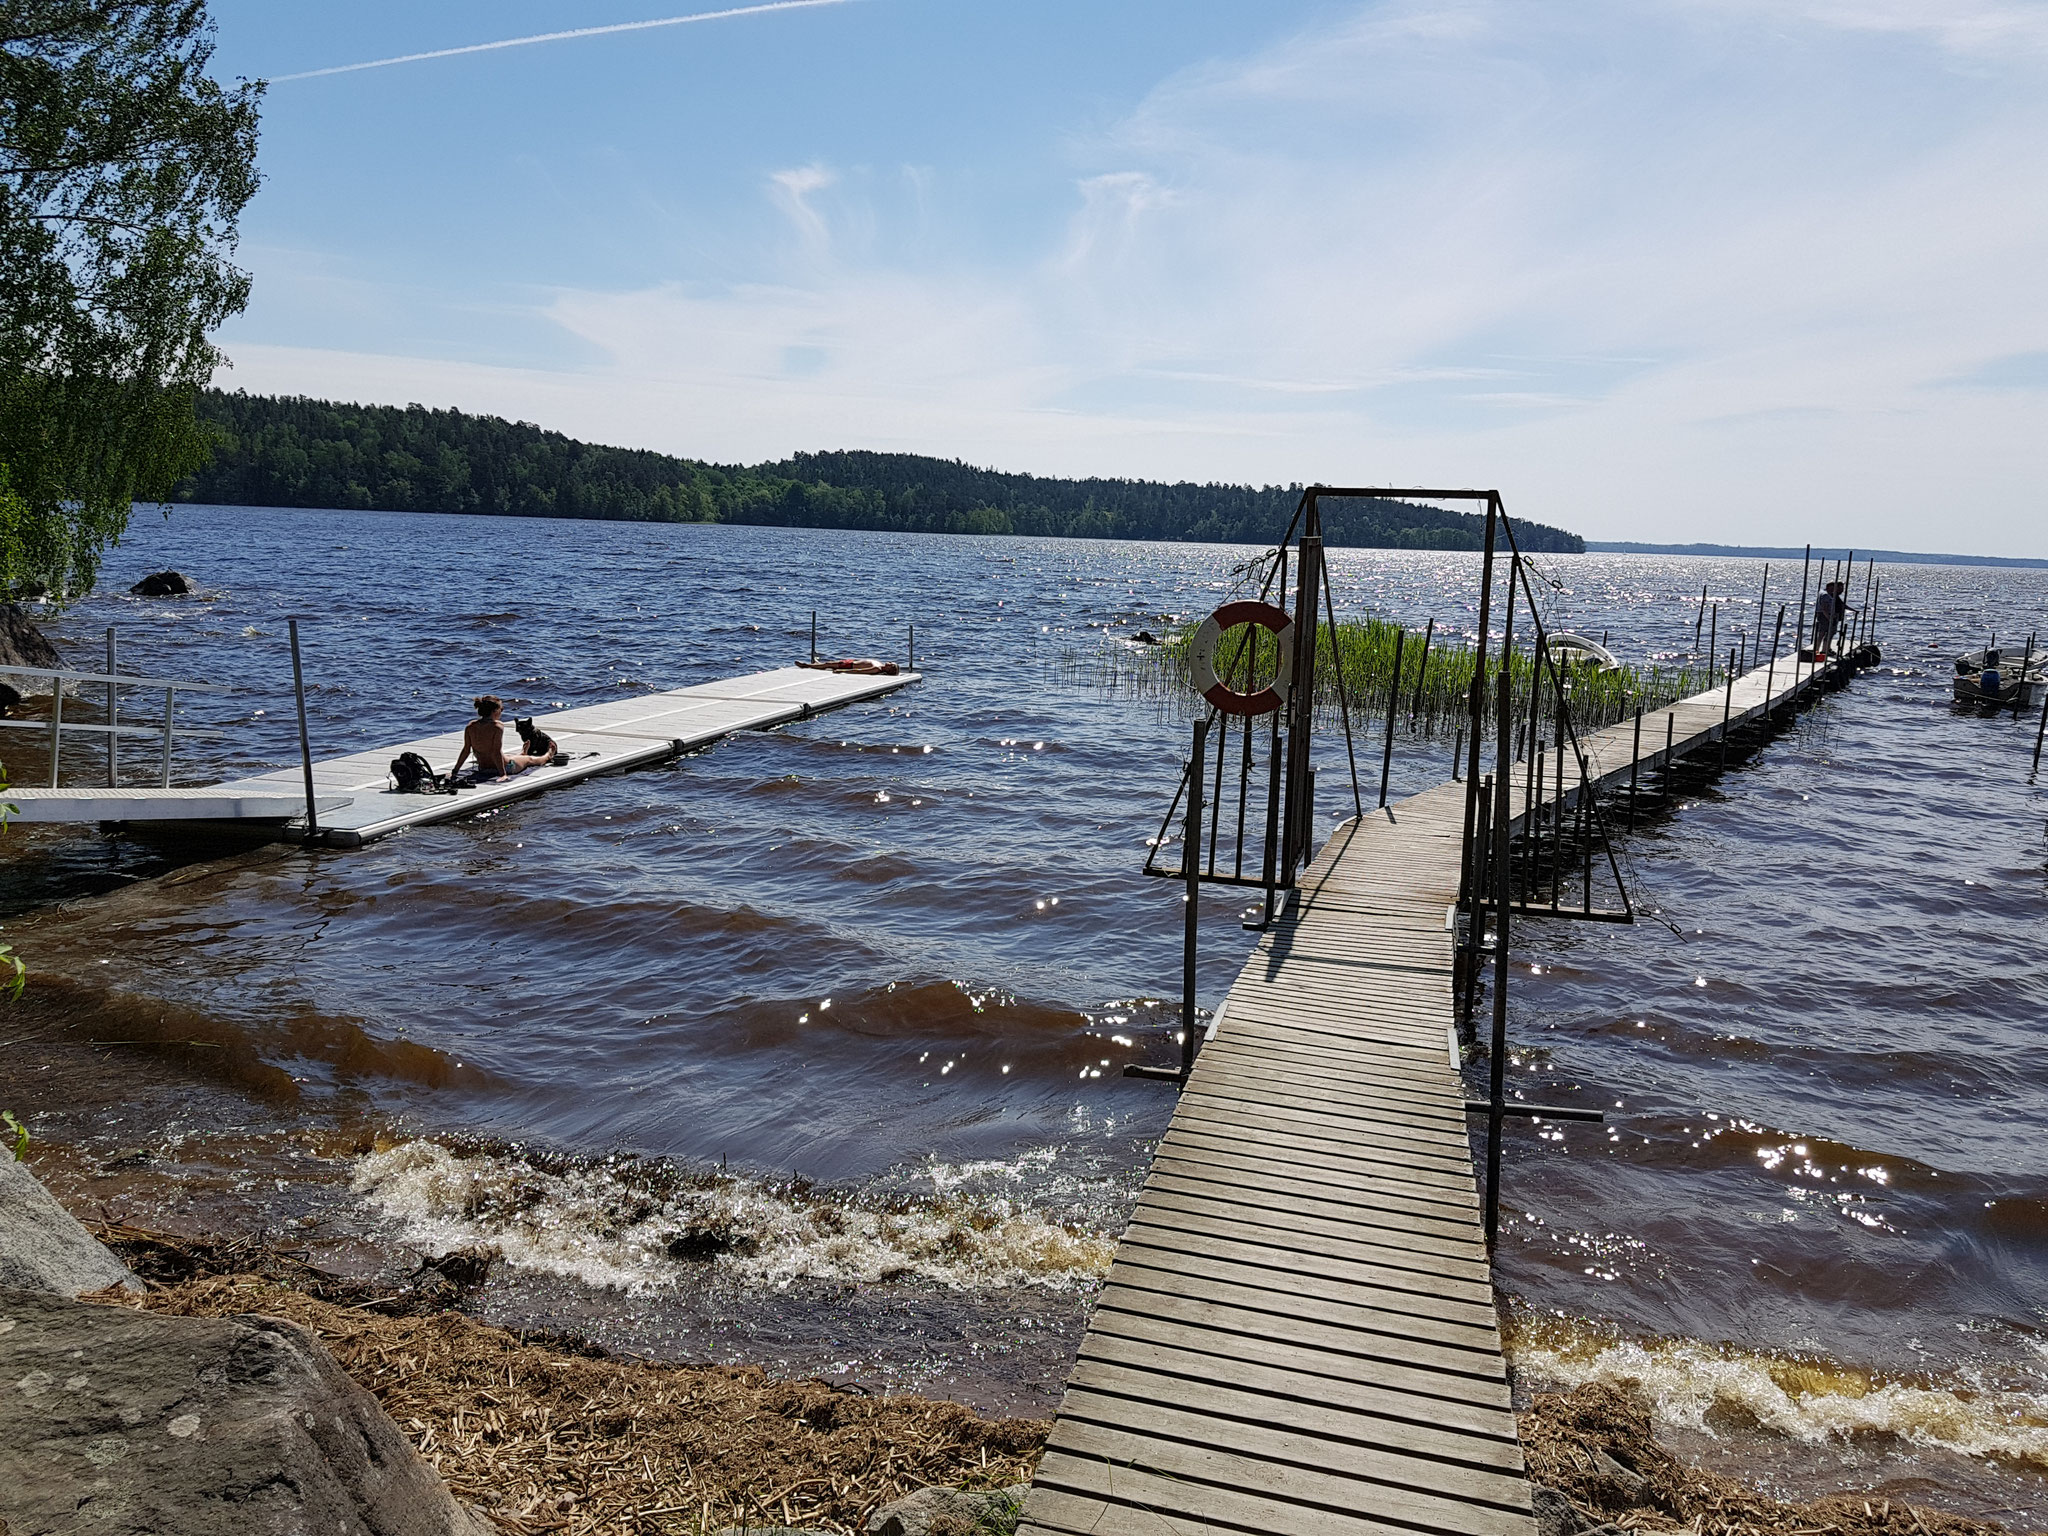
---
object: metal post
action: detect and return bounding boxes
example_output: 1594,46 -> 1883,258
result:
1754,563 -> 1770,672
1452,725 -> 1464,781
2033,684 -> 2048,778
1764,604 -> 1785,722
289,618 -> 319,842
1208,711 -> 1227,876
1256,713 -> 1282,927
1859,560 -> 1876,649
105,628 -> 118,788
1795,543 -> 1813,669
1485,663 -> 1513,1250
1233,707 -> 1253,880
1550,682 -> 1565,906
1664,711 -> 1675,795
1628,708 -> 1642,829
1693,582 -> 1708,651
160,687 -> 174,788
810,611 -> 817,665
1708,604 -> 1717,688
908,624 -> 914,672
1526,742 -> 1540,892
1379,628 -> 1405,808
1283,515 -> 1324,882
1181,719 -> 1207,1081
47,681 -> 62,787
1720,647 -> 1736,768
1409,617 -> 1434,726
1548,700 -> 1564,913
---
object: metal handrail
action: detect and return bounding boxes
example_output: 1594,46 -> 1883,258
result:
0,663 -> 231,693
0,651 -> 233,790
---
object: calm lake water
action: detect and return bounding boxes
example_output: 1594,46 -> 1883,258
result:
4,506 -> 2046,1520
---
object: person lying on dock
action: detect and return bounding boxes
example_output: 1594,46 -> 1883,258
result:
450,695 -> 551,783
797,657 -> 901,675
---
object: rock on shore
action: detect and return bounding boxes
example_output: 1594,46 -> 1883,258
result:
0,1285 -> 489,1536
0,1156 -> 485,1535
0,1152 -> 143,1297
0,601 -> 61,688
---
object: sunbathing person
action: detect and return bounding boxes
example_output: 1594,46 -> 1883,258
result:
451,695 -> 549,782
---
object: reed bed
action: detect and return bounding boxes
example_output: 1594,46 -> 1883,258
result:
1062,617 -> 1716,740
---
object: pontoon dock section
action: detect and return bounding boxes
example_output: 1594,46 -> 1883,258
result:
11,665 -> 917,848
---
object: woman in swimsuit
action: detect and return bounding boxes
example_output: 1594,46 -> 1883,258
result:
451,695 -> 548,782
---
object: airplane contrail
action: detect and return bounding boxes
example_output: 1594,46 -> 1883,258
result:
269,0 -> 855,82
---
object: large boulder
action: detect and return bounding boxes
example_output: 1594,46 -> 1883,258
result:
0,601 -> 61,680
0,1285 -> 489,1536
129,570 -> 191,597
0,1154 -> 142,1297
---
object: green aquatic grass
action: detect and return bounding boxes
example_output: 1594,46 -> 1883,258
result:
1064,616 -> 1716,740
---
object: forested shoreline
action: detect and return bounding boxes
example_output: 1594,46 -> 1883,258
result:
174,391 -> 1586,553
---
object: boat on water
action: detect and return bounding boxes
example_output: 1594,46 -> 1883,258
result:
1952,644 -> 2047,708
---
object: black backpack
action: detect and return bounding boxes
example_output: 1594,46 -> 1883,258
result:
390,751 -> 450,794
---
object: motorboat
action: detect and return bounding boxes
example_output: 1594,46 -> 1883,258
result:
1953,644 -> 2047,708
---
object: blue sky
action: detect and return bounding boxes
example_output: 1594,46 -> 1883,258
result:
206,1 -> 2047,553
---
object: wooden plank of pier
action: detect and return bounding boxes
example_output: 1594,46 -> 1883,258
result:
1020,650 -> 1843,1536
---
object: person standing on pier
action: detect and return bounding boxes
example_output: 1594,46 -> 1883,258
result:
1813,581 -> 1854,654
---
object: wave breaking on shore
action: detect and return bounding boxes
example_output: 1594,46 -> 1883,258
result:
1512,1315 -> 2048,1470
350,1138 -> 1119,1294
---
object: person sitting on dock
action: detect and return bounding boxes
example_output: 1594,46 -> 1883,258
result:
451,695 -> 549,783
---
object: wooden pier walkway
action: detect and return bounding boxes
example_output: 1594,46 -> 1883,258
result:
7,665 -> 916,846
1020,650 -> 1848,1536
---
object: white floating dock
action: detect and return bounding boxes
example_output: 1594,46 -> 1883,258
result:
56,665 -> 918,848
2,786 -> 352,823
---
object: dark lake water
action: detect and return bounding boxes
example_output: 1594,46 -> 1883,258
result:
4,506 -> 2045,1519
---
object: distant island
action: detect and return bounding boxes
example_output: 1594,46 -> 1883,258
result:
1586,540 -> 2047,569
173,391 -> 1586,554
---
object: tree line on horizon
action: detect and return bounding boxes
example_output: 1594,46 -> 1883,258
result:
174,391 -> 1587,554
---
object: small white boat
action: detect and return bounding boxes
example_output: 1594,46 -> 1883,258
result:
1953,645 -> 2047,708
1544,632 -> 1621,671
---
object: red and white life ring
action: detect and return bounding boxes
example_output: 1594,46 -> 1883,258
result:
1189,600 -> 1295,716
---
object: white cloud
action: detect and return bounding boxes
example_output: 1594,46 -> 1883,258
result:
221,0 -> 2048,554
768,164 -> 837,254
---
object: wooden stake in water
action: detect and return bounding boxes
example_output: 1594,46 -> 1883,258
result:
289,618 -> 319,842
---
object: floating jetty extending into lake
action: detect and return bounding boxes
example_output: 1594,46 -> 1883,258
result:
1019,646 -> 1856,1536
4,664 -> 917,848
